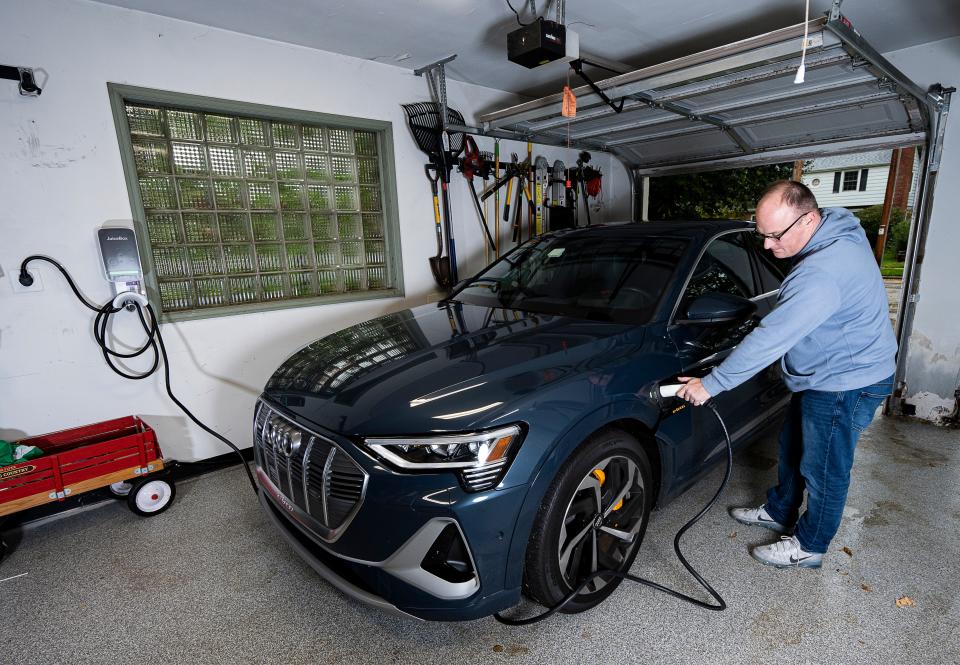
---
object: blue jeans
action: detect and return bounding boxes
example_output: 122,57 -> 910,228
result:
764,375 -> 894,554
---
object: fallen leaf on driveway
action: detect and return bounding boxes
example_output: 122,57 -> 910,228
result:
841,546 -> 853,557
896,596 -> 915,608
861,584 -> 872,592
729,531 -> 737,538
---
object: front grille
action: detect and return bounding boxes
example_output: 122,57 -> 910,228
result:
253,400 -> 367,539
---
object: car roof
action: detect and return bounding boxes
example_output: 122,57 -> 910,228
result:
569,219 -> 755,235
549,220 -> 755,242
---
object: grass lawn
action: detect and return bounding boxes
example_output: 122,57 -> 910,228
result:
881,259 -> 905,278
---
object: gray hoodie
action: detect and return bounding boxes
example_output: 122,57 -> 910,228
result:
701,207 -> 897,395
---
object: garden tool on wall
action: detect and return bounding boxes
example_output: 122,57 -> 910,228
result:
526,141 -> 534,241
459,135 -> 496,255
547,159 -> 574,231
403,100 -> 465,287
405,55 -> 466,287
576,151 -> 593,226
424,163 -> 451,287
494,139 -> 501,258
501,153 -> 519,229
534,156 -> 549,236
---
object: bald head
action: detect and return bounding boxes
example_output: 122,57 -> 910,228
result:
755,180 -> 822,259
759,180 -> 818,214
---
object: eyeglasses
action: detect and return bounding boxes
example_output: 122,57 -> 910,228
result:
754,209 -> 817,241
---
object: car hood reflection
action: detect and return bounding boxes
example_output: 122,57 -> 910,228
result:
263,301 -> 643,436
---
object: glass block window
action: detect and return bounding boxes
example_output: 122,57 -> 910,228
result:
115,91 -> 397,318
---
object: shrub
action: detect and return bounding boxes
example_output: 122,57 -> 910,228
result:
854,206 -> 909,258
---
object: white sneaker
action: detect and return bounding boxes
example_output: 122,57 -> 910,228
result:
750,535 -> 823,569
729,504 -> 788,534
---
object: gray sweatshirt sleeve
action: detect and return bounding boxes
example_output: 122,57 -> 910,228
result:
700,267 -> 842,397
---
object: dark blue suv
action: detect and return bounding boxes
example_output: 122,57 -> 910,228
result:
254,221 -> 790,620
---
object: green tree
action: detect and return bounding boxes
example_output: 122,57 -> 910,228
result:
855,205 -> 909,258
648,163 -> 794,220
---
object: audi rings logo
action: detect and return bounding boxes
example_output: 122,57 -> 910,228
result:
266,418 -> 303,457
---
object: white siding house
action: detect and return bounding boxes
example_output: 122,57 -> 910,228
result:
801,150 -> 919,210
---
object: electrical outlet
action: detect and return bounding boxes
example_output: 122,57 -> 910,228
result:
10,268 -> 43,293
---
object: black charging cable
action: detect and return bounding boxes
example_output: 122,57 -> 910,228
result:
18,256 -> 258,495
494,402 -> 732,626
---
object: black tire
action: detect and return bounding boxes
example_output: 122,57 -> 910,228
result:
127,476 -> 176,517
523,428 -> 654,613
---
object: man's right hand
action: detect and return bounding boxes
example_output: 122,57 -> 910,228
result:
676,376 -> 712,406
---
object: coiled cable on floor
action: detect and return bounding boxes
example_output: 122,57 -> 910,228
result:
494,402 -> 732,625
18,255 -> 258,494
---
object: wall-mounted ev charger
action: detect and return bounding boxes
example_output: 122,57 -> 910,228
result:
17,243 -> 258,493
96,225 -> 148,309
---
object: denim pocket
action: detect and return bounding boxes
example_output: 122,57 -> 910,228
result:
852,392 -> 886,432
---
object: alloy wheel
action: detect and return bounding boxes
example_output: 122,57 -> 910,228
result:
557,455 -> 646,593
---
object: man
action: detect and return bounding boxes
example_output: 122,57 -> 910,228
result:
677,180 -> 897,568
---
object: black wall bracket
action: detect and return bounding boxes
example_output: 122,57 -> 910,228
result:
1,65 -> 42,96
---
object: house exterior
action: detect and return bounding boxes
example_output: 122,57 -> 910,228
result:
801,149 -> 919,210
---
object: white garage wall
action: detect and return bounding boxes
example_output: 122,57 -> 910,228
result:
0,0 -> 631,459
883,36 -> 960,423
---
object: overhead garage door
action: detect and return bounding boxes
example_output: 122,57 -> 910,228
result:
464,10 -> 952,414
474,14 -> 946,177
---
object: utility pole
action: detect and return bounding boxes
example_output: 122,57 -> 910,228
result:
791,160 -> 804,182
875,148 -> 901,264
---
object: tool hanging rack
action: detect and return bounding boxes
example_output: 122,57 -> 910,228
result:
463,9 -> 948,176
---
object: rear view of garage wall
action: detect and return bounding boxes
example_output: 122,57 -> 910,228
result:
885,37 -> 960,424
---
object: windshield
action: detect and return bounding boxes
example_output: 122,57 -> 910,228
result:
453,233 -> 689,324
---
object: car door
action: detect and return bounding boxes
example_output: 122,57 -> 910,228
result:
746,235 -> 793,417
665,230 -> 767,488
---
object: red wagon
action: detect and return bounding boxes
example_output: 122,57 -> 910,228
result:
0,416 -> 176,519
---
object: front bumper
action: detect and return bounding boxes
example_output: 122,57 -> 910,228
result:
258,488 -> 418,619
254,405 -> 527,621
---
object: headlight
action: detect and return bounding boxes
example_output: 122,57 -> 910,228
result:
364,425 -> 522,491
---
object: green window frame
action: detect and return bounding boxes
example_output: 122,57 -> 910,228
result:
108,84 -> 403,321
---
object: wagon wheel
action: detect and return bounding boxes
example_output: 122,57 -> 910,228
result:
127,476 -> 176,517
108,481 -> 133,498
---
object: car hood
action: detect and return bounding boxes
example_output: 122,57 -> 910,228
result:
263,301 -> 645,436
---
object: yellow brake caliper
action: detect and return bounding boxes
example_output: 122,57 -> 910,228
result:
591,469 -> 623,511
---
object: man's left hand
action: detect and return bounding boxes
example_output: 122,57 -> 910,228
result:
676,377 -> 712,406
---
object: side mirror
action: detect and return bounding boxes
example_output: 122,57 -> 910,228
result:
677,292 -> 757,325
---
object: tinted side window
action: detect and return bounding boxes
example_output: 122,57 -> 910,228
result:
750,234 -> 790,292
754,251 -> 786,293
684,233 -> 756,301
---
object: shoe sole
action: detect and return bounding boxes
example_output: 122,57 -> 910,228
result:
730,512 -> 788,534
749,549 -> 823,569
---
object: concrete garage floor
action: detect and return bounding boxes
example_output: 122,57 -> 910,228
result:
2,416 -> 958,664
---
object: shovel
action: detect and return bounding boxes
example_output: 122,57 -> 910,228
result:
425,164 -> 452,288
402,102 -> 465,287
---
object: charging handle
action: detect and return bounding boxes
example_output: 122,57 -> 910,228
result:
659,383 -> 682,398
